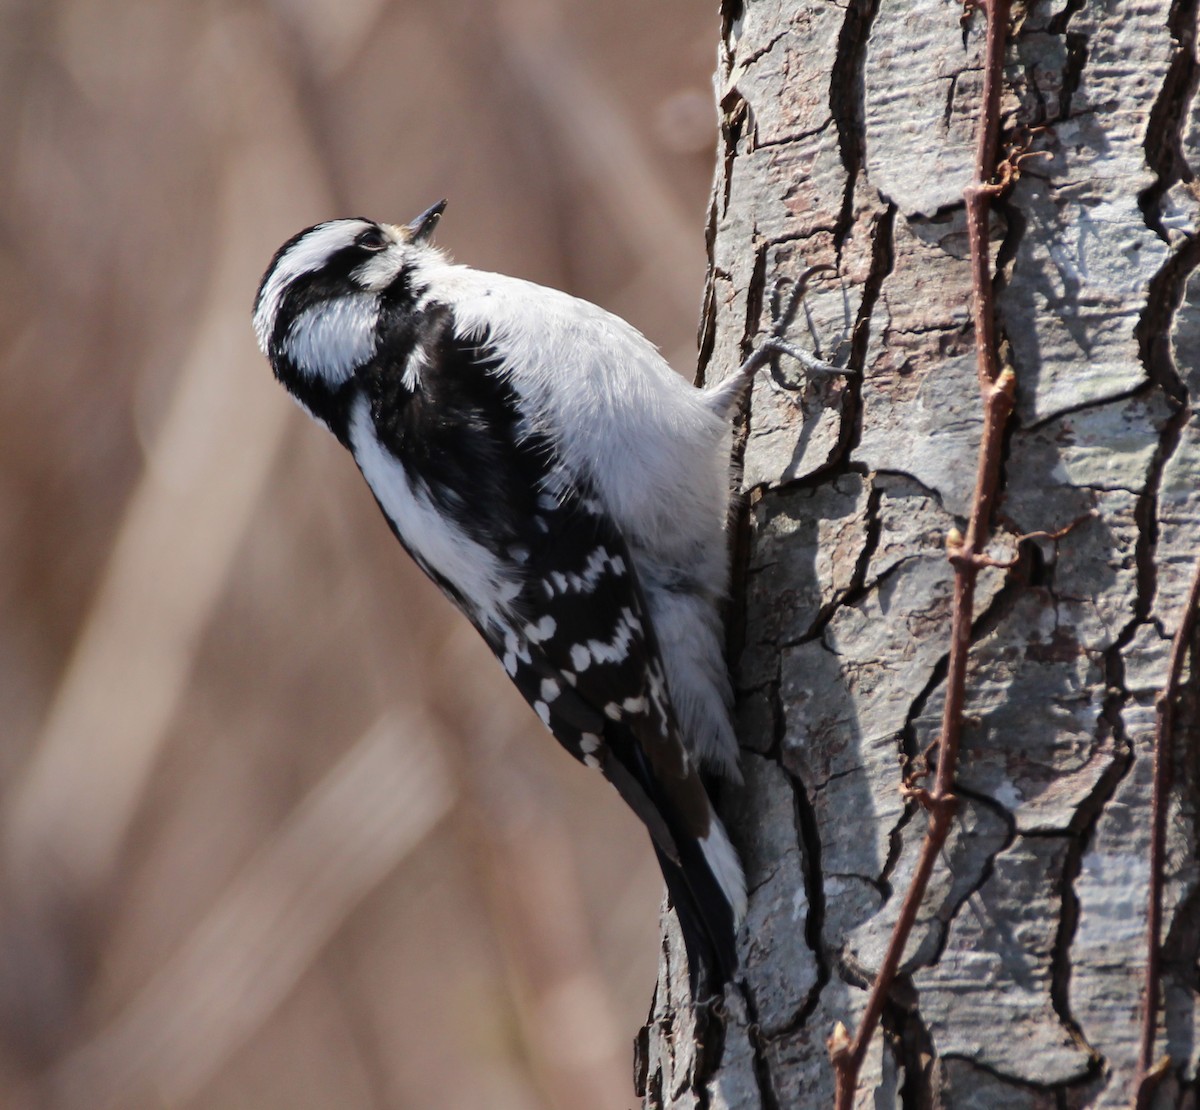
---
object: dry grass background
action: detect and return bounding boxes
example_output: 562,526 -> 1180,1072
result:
0,1 -> 718,1106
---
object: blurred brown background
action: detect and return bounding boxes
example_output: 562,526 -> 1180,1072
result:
0,1 -> 718,1106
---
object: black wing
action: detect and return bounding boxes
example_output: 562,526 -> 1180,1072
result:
486,484 -> 741,993
355,318 -> 743,993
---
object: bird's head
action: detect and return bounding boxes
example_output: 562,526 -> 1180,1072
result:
252,200 -> 446,434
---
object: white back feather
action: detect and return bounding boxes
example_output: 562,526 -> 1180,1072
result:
410,257 -> 733,593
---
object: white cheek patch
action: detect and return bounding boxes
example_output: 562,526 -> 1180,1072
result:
283,293 -> 380,384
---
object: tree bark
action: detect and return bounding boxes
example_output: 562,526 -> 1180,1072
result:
639,0 -> 1200,1105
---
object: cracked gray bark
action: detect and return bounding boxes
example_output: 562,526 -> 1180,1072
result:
637,0 -> 1200,1106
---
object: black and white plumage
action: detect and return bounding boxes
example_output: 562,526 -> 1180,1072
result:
253,201 -> 758,995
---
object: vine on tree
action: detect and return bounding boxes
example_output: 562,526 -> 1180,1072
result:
1136,553 -> 1200,1108
829,0 -> 1018,1101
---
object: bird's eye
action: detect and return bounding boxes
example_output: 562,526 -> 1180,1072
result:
356,227 -> 389,252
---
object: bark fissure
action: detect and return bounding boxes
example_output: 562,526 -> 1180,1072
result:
752,121 -> 839,152
888,987 -> 935,1109
1049,752 -> 1132,1061
1138,0 -> 1200,232
739,983 -> 784,1110
740,31 -> 790,70
1019,382 -> 1161,435
830,0 -> 882,251
787,765 -> 833,1017
895,561 -> 1024,775
841,204 -> 898,454
1057,33 -> 1089,122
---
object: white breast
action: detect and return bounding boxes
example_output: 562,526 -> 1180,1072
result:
347,393 -> 520,628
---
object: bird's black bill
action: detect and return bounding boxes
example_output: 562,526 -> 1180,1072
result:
408,200 -> 447,243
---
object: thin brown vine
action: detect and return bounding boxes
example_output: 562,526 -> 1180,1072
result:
1134,552 -> 1200,1109
828,0 -> 1015,1103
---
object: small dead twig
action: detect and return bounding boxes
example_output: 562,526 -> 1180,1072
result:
1012,513 -> 1095,545
945,512 -> 1094,572
1134,553 -> 1200,1108
829,0 -> 1015,1103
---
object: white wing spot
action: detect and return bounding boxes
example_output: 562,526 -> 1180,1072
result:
534,700 -> 551,726
570,644 -> 591,671
525,615 -> 557,644
540,678 -> 561,702
583,754 -> 602,770
622,696 -> 647,715
503,629 -> 531,664
604,702 -> 621,720
585,608 -> 639,665
543,549 -> 623,597
580,732 -> 601,754
503,653 -> 517,676
497,579 -> 523,608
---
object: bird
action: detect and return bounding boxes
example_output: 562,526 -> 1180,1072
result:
252,200 -> 814,997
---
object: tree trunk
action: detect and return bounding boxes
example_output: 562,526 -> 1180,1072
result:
638,0 -> 1200,1105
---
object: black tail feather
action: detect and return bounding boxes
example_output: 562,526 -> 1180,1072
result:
652,839 -> 739,1000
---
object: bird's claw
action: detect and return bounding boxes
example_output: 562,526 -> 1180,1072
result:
740,265 -> 854,391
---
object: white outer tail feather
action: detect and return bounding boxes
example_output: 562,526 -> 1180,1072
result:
701,814 -> 747,927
